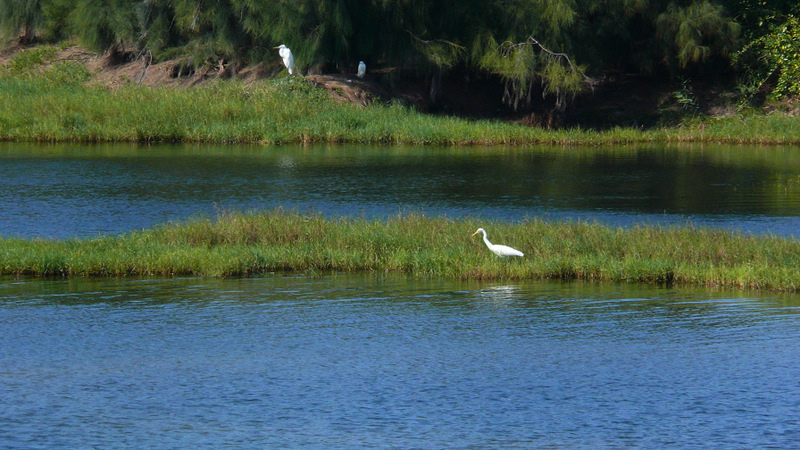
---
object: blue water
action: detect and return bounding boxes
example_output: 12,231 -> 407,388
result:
2,142 -> 800,239
3,142 -> 800,447
2,276 -> 799,447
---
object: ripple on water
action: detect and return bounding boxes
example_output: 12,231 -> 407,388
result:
1,275 -> 800,447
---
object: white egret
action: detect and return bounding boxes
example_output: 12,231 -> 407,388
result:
357,61 -> 366,78
274,44 -> 295,75
472,228 -> 524,257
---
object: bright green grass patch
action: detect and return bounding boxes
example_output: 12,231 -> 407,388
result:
2,210 -> 799,291
0,76 -> 587,145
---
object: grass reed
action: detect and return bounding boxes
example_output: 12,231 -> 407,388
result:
2,210 -> 799,292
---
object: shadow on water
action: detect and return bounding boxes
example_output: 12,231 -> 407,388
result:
3,272 -> 800,313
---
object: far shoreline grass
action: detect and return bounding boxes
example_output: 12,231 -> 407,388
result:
2,76 -> 799,146
2,210 -> 799,292
1,47 -> 800,146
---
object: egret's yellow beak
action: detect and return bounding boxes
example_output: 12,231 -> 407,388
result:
273,46 -> 281,49
471,230 -> 479,236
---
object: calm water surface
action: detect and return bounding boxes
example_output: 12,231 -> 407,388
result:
1,275 -> 799,447
2,142 -> 800,238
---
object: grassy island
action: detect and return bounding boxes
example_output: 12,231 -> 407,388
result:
2,210 -> 799,292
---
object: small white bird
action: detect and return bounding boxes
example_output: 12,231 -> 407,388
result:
357,61 -> 366,78
472,228 -> 524,257
274,44 -> 295,75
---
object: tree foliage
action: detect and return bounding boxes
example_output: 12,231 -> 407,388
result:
736,15 -> 800,99
66,0 -> 140,53
2,0 -> 799,106
0,0 -> 44,42
656,1 -> 740,71
761,16 -> 800,98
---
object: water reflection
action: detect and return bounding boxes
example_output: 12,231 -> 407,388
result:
2,142 -> 800,238
1,275 -> 799,447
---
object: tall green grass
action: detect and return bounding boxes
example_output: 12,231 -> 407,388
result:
2,210 -> 799,291
1,46 -> 800,145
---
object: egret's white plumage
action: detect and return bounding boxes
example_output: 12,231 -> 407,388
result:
472,228 -> 524,257
357,61 -> 366,78
274,44 -> 295,75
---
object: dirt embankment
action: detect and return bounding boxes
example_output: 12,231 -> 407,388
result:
2,43 -> 429,110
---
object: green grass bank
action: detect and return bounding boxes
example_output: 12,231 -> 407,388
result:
2,45 -> 800,145
2,210 -> 799,292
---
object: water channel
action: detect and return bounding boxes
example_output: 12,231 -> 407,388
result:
2,142 -> 800,447
2,142 -> 800,238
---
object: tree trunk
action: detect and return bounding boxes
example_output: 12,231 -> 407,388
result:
429,69 -> 443,106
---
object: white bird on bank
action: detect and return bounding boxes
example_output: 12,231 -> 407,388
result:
357,61 -> 366,78
472,228 -> 524,257
274,44 -> 295,75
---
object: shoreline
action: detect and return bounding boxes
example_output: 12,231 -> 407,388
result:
1,77 -> 798,146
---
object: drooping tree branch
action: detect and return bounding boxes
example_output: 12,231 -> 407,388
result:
496,35 -> 592,111
407,31 -> 467,104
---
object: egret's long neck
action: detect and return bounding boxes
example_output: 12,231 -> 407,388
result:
481,231 -> 493,249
